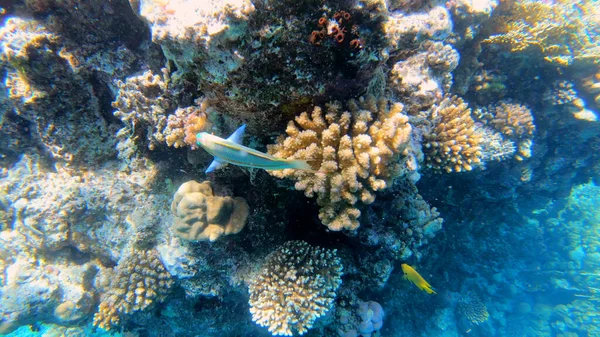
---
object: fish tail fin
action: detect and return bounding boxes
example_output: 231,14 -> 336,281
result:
288,159 -> 316,172
424,284 -> 437,294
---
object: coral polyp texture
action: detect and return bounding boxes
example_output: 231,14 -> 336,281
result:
248,241 -> 343,336
171,180 -> 249,241
267,96 -> 415,231
93,249 -> 173,330
422,95 -> 483,173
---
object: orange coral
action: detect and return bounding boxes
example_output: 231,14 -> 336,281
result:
164,103 -> 212,148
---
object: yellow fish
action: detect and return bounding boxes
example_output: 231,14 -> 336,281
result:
401,263 -> 436,294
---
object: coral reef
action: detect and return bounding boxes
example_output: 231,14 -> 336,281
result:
476,101 -> 535,161
389,41 -> 460,112
422,95 -> 483,173
113,69 -> 173,152
93,248 -> 173,330
481,0 -> 599,67
267,96 -> 415,231
171,180 -> 249,242
336,300 -> 384,337
248,241 -> 343,336
0,17 -> 117,164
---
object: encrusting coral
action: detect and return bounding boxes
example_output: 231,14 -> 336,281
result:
113,69 -> 172,152
267,96 -> 415,231
248,241 -> 343,336
93,249 -> 173,331
171,180 -> 249,242
422,95 -> 483,173
164,100 -> 212,149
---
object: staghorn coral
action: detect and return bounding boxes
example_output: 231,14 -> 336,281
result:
481,0 -> 600,67
457,291 -> 489,326
422,96 -> 483,173
93,249 -> 173,331
248,241 -> 343,336
267,96 -> 415,231
171,180 -> 249,242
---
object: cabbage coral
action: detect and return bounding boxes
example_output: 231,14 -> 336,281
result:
248,241 -> 343,336
267,96 -> 416,231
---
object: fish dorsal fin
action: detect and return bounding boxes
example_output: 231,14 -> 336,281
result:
227,124 -> 246,145
206,157 -> 227,173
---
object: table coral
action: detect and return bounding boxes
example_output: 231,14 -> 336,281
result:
248,241 -> 343,336
171,180 -> 249,241
422,95 -> 483,173
93,249 -> 173,331
267,96 -> 415,231
482,0 -> 599,67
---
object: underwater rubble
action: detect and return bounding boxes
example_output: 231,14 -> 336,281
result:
0,0 -> 599,336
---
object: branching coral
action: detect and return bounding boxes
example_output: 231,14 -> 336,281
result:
476,101 -> 535,160
248,241 -> 343,336
93,249 -> 173,331
482,0 -> 600,66
267,96 -> 415,231
422,96 -> 483,173
164,100 -> 213,149
171,180 -> 249,242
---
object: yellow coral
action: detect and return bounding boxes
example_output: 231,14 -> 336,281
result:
248,241 -> 343,336
267,96 -> 414,231
93,249 -> 173,331
487,102 -> 535,139
171,180 -> 249,241
423,96 -> 483,173
482,0 -> 599,66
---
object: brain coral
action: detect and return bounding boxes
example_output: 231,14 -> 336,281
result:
267,96 -> 416,231
171,180 -> 249,242
422,95 -> 483,173
248,241 -> 343,336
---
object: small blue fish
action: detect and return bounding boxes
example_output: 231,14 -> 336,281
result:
196,124 -> 314,173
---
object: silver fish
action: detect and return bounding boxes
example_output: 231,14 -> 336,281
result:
196,124 -> 313,173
